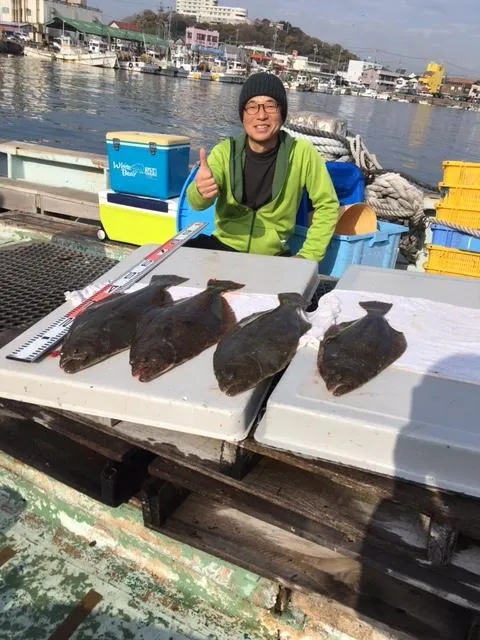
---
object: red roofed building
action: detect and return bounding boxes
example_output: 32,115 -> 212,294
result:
109,21 -> 139,32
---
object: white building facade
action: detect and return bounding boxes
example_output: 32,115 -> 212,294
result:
0,0 -> 101,34
346,59 -> 382,84
175,0 -> 247,24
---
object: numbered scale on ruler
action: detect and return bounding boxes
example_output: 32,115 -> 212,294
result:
6,222 -> 207,364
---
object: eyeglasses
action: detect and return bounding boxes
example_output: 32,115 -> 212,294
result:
244,102 -> 279,115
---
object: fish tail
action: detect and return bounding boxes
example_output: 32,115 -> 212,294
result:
278,292 -> 307,308
150,275 -> 189,288
359,300 -> 393,315
207,279 -> 244,293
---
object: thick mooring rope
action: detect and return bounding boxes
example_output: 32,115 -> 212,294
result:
283,118 -> 438,264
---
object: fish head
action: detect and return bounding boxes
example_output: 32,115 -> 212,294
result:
130,341 -> 174,383
60,327 -> 113,373
217,367 -> 248,396
321,364 -> 359,397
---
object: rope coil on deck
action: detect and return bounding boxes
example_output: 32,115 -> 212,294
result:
283,117 -> 438,264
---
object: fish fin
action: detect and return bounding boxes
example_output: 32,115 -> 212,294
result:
220,298 -> 238,334
359,301 -> 393,316
207,279 -> 244,293
278,292 -> 307,308
236,309 -> 273,328
150,274 -> 189,287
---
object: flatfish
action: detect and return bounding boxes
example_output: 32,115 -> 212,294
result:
60,274 -> 187,373
317,301 -> 407,396
213,292 -> 311,396
130,279 -> 244,382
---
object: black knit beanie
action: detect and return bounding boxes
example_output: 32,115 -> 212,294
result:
238,72 -> 288,122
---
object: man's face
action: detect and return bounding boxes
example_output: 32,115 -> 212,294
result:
242,95 -> 282,145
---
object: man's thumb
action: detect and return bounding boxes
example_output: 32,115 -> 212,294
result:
198,147 -> 209,170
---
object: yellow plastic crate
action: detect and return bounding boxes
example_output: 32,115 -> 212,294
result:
435,202 -> 480,230
438,186 -> 480,211
442,161 -> 480,188
424,244 -> 480,279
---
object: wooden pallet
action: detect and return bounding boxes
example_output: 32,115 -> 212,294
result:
0,398 -> 155,507
0,400 -> 479,638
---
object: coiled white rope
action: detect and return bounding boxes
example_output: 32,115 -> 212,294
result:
283,120 -> 429,263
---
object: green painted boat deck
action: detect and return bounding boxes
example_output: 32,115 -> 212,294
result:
0,450 -> 366,640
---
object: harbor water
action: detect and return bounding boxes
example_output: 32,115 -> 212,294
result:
1,56 -> 480,185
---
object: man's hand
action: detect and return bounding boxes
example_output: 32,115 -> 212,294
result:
195,148 -> 218,199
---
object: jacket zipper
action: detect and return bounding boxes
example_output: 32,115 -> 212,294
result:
246,209 -> 257,253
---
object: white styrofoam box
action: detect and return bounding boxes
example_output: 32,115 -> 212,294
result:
0,246 -> 318,442
255,265 -> 480,497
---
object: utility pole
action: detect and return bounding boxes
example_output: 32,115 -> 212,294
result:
336,46 -> 342,73
272,24 -> 278,52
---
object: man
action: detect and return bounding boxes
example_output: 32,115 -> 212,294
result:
185,72 -> 339,262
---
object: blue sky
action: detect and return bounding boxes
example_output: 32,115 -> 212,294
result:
97,0 -> 480,76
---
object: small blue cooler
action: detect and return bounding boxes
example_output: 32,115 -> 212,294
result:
106,131 -> 190,199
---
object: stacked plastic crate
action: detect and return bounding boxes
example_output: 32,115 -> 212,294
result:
425,161 -> 480,278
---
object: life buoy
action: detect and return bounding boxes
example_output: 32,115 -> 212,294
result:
128,62 -> 133,69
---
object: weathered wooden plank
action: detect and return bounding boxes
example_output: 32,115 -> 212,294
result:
48,589 -> 103,640
98,419 -> 258,479
0,413 -> 106,500
243,438 -> 480,539
158,494 -> 472,640
0,546 -> 16,568
149,456 -> 480,611
0,179 -> 37,213
0,177 -> 99,220
0,399 -> 132,461
0,414 -> 152,506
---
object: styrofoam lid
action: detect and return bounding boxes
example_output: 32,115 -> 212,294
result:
106,132 -> 190,145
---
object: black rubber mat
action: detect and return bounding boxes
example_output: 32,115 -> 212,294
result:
0,242 -> 118,332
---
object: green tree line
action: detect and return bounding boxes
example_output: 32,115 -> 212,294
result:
130,10 -> 357,70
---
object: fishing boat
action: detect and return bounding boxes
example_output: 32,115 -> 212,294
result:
50,35 -> 117,68
22,44 -> 54,61
0,124 -> 479,640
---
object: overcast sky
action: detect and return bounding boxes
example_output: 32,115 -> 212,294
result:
98,0 -> 480,76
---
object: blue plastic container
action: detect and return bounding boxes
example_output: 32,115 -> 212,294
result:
106,131 -> 190,199
288,221 -> 406,276
325,161 -> 365,205
320,221 -> 406,277
431,223 -> 480,254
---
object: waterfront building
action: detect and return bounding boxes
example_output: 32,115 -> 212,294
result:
185,25 -> 219,48
345,59 -> 382,84
175,0 -> 247,24
442,76 -> 476,100
361,67 -> 400,92
0,0 -> 102,39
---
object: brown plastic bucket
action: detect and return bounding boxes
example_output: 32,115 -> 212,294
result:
334,203 -> 377,235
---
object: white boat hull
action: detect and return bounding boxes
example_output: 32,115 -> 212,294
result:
23,47 -> 53,61
54,51 -> 117,68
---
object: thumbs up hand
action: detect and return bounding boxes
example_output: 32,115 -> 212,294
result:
195,148 -> 218,199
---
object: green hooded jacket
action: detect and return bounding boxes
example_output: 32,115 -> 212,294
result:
186,131 -> 340,262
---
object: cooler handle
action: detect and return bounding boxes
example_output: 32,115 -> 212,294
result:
112,138 -> 120,151
149,142 -> 157,155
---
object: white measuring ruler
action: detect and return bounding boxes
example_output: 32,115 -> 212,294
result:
6,222 -> 207,363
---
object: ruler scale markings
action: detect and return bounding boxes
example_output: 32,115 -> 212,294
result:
6,223 -> 206,363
